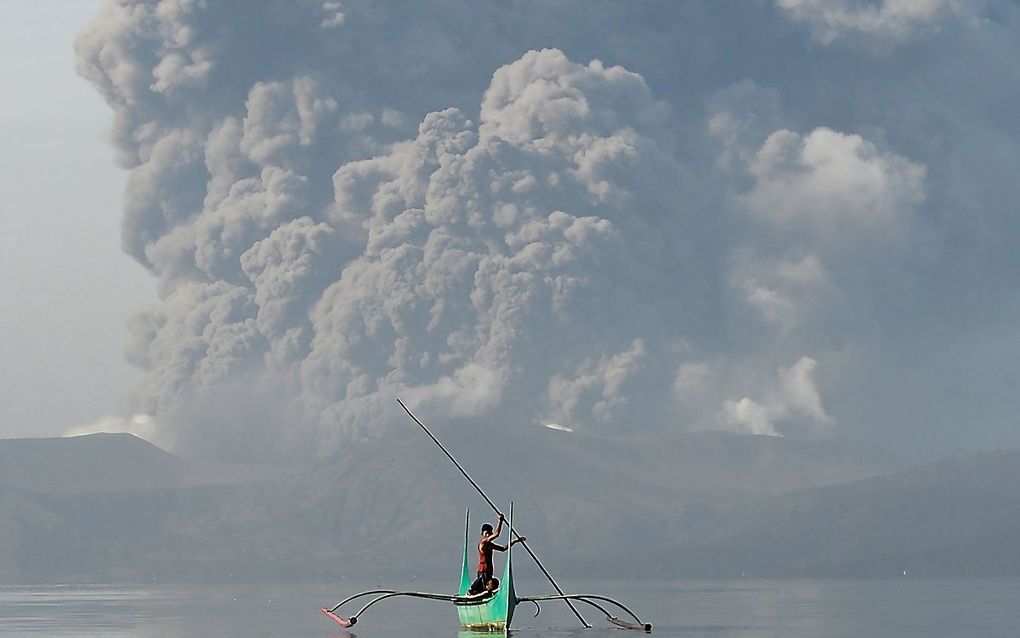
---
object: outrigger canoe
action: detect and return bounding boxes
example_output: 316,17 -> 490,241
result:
322,504 -> 650,632
322,505 -> 517,631
321,399 -> 652,632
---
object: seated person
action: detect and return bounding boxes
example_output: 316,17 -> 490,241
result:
467,576 -> 500,597
485,577 -> 499,593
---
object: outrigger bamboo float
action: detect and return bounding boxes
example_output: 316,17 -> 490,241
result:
321,399 -> 652,633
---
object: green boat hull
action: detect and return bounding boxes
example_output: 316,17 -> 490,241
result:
456,506 -> 516,631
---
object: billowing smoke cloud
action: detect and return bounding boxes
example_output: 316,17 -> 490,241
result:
740,127 -> 926,237
730,253 -> 832,333
674,356 -> 832,438
77,1 -> 1020,461
299,50 -> 699,444
776,0 -> 979,44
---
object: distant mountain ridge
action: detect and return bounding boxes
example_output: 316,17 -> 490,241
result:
665,449 -> 1020,578
0,433 -> 184,494
1,428 -> 1017,582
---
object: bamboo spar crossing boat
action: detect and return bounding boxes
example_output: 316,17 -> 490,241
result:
321,399 -> 653,633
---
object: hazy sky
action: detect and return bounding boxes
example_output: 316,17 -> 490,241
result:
0,0 -> 153,439
4,1 -> 1019,464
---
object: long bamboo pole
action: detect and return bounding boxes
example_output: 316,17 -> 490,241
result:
396,398 -> 592,629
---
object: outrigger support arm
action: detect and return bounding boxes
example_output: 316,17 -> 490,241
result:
323,589 -> 504,628
397,398 -> 593,629
328,589 -> 395,612
519,594 -> 653,632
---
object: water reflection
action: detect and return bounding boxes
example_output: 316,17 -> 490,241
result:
3,580 -> 1020,637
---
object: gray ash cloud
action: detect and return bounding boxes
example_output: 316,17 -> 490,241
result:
77,1 -> 1020,461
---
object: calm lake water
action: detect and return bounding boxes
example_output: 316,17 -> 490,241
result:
2,579 -> 1019,637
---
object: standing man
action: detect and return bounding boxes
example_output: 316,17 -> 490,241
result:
469,513 -> 524,594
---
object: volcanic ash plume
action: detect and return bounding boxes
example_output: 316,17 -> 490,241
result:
76,1 -> 936,460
